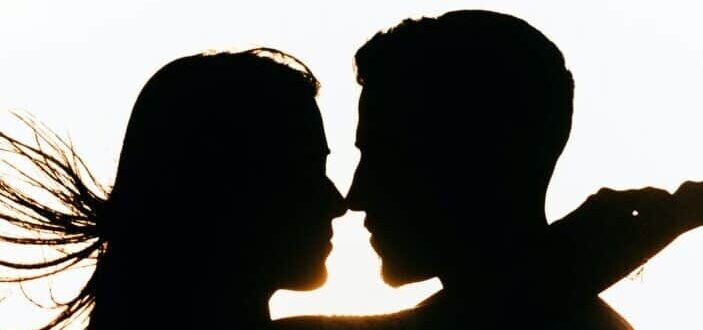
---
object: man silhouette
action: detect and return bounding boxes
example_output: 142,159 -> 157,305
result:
343,10 -> 703,329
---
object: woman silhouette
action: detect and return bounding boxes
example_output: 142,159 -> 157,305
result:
0,48 -> 346,329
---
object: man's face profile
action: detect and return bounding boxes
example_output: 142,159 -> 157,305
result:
348,83 -> 447,287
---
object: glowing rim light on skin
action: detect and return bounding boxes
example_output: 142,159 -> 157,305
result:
1,2 -> 703,329
269,212 -> 444,320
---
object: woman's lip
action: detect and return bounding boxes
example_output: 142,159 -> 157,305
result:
320,241 -> 333,257
363,216 -> 375,233
369,236 -> 381,252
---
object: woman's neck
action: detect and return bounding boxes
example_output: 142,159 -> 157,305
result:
191,265 -> 275,328
222,277 -> 274,328
233,294 -> 272,328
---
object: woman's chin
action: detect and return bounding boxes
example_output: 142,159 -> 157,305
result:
283,266 -> 328,291
278,242 -> 331,290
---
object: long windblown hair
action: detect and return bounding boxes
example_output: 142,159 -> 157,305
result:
0,114 -> 108,329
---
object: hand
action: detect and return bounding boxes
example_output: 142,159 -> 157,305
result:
586,186 -> 676,219
673,181 -> 703,231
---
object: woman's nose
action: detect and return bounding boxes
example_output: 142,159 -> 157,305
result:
325,177 -> 347,218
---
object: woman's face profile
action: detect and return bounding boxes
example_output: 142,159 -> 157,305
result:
246,94 -> 346,290
114,53 -> 346,300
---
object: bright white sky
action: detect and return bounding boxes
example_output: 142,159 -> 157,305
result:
1,1 -> 703,329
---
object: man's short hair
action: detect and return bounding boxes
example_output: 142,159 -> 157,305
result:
355,10 -> 575,170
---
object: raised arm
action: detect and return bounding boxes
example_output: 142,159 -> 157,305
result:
542,182 -> 703,302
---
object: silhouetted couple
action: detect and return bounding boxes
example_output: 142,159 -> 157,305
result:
1,9 -> 702,330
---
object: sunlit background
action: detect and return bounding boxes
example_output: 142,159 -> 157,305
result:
1,1 -> 703,329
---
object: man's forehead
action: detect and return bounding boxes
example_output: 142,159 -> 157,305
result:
356,108 -> 413,148
355,121 -> 412,151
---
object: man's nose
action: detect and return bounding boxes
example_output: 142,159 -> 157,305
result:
346,165 -> 366,211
